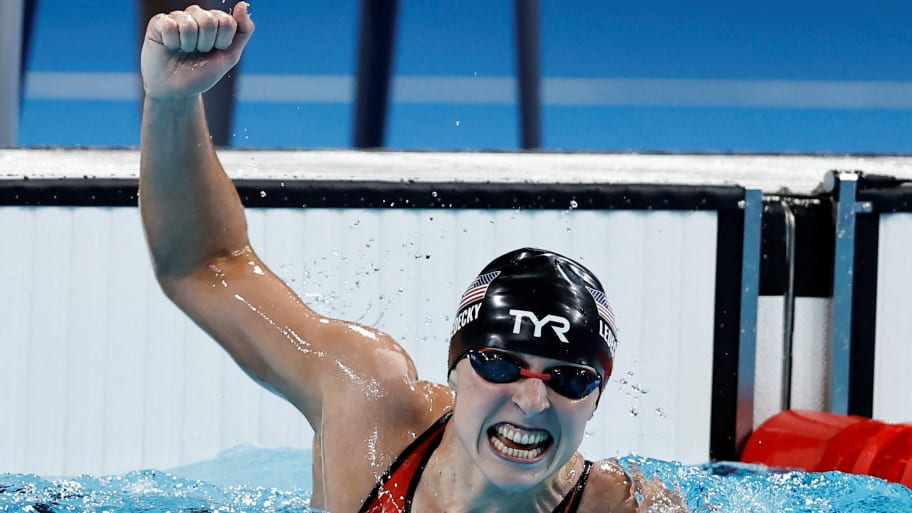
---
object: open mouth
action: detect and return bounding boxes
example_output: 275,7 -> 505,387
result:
487,423 -> 554,462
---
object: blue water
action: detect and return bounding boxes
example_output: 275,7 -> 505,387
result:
2,446 -> 912,512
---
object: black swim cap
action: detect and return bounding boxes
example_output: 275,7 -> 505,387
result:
448,248 -> 618,383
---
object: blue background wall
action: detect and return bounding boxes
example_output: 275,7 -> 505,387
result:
19,0 -> 912,152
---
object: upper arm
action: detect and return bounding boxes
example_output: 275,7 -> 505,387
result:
158,245 -> 419,427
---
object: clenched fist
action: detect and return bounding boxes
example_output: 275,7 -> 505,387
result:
141,2 -> 254,100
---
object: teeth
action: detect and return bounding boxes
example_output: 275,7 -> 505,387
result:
494,424 -> 549,445
490,436 -> 545,460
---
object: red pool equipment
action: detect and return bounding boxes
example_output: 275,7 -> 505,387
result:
742,410 -> 912,488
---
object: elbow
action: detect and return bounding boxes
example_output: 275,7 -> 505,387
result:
149,253 -> 195,295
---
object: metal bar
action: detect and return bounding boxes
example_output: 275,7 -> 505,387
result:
830,172 -> 872,414
0,0 -> 25,147
735,189 -> 763,454
780,199 -> 796,410
514,0 -> 541,149
353,0 -> 400,148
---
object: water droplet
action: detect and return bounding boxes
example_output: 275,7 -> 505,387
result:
455,120 -> 461,127
259,190 -> 267,198
431,191 -> 438,198
629,406 -> 638,417
655,407 -> 666,418
569,200 -> 578,209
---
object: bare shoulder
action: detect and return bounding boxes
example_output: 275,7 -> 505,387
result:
316,319 -> 453,420
581,458 -> 690,513
315,319 -> 454,450
578,458 -> 637,513
313,362 -> 453,512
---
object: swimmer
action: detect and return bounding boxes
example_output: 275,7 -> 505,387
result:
139,4 -> 689,512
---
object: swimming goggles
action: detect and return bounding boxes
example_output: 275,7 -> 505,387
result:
467,349 -> 601,400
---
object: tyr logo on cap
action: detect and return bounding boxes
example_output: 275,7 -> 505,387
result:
508,309 -> 570,343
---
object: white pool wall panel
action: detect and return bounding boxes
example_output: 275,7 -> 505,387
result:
0,204 -> 718,475
754,297 -> 786,428
788,298 -> 832,412
873,213 -> 912,422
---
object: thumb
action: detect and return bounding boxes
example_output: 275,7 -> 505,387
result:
219,2 -> 254,66
233,2 -> 255,40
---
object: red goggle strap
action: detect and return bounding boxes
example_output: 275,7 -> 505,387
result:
518,368 -> 551,381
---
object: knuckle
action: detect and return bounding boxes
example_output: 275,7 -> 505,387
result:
157,15 -> 178,30
216,11 -> 236,26
197,15 -> 218,31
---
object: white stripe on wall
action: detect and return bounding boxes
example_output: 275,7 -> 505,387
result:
23,71 -> 912,109
7,149 -> 912,198
0,204 -> 717,475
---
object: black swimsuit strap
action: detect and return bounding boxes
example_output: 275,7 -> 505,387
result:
555,460 -> 593,513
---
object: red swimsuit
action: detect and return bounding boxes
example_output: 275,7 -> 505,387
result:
358,412 -> 592,513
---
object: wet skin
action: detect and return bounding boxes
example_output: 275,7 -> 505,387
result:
138,5 -> 687,511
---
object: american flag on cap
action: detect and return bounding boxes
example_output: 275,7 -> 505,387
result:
587,286 -> 618,337
456,271 -> 500,311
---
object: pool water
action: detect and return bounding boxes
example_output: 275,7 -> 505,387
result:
2,446 -> 912,512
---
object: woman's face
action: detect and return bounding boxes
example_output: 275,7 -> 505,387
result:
449,350 -> 601,492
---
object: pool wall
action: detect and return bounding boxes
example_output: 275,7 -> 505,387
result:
2,149 -> 911,477
873,214 -> 912,421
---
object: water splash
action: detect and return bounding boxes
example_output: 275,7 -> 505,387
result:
0,471 -> 319,513
5,448 -> 912,513
620,456 -> 912,513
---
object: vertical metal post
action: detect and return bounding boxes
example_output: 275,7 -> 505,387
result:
514,0 -> 541,149
780,200 -> 797,410
353,0 -> 400,148
0,0 -> 25,147
736,189 -> 763,454
830,172 -> 872,414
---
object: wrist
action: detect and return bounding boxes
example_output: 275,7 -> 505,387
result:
143,94 -> 202,111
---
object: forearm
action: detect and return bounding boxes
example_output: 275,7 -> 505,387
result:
139,95 -> 249,281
